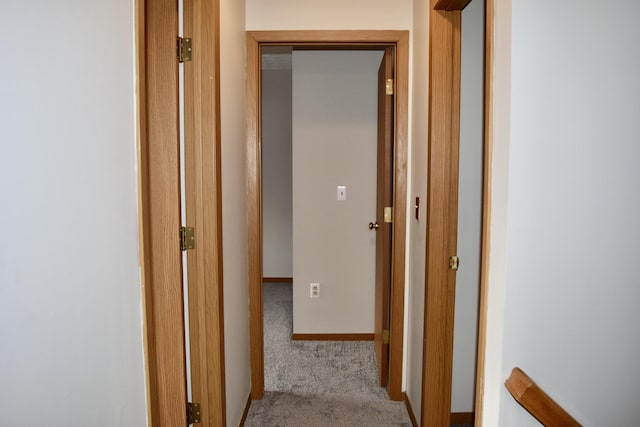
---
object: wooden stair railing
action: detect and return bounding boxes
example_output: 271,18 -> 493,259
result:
505,367 -> 582,427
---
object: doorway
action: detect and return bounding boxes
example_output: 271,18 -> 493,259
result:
261,47 -> 389,387
246,31 -> 409,401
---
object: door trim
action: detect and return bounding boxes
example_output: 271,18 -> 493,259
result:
184,0 -> 226,425
136,0 -> 226,424
246,30 -> 409,401
135,0 -> 187,424
420,0 -> 493,425
420,2 -> 463,424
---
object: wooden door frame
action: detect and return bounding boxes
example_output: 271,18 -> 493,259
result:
421,0 -> 464,423
421,0 -> 493,425
183,0 -> 227,425
246,30 -> 409,401
136,0 -> 226,424
136,1 -> 187,424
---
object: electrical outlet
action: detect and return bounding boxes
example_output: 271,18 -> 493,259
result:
310,283 -> 320,298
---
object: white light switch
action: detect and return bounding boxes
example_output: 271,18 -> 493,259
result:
337,185 -> 347,201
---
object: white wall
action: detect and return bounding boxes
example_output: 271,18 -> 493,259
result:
451,0 -> 485,414
484,0 -> 640,425
0,1 -> 147,425
220,0 -> 251,425
246,0 -> 411,31
291,50 -> 382,333
262,66 -> 293,278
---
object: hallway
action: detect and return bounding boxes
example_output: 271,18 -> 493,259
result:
243,282 -> 412,426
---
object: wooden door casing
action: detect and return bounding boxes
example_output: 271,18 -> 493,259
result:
136,0 -> 187,424
421,2 -> 463,425
184,0 -> 227,424
137,0 -> 227,424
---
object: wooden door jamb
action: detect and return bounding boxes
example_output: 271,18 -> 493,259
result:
135,0 -> 188,425
136,0 -> 226,424
420,0 -> 493,425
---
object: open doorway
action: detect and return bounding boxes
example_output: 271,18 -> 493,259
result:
246,31 -> 410,404
247,40 -> 408,425
261,46 -> 386,384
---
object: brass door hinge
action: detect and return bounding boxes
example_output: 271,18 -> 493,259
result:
177,37 -> 192,63
187,402 -> 201,424
385,78 -> 394,95
384,207 -> 393,223
382,329 -> 390,345
180,226 -> 195,251
449,255 -> 459,271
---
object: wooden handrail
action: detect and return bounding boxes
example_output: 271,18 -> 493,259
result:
505,367 -> 582,427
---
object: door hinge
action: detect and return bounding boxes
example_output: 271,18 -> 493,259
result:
449,255 -> 459,271
180,226 -> 195,251
385,78 -> 394,95
187,402 -> 201,424
177,37 -> 192,63
382,329 -> 390,345
384,207 -> 393,223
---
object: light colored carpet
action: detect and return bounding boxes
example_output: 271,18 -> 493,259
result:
243,282 -> 412,426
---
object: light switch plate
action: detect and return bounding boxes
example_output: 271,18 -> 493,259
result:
337,185 -> 347,201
